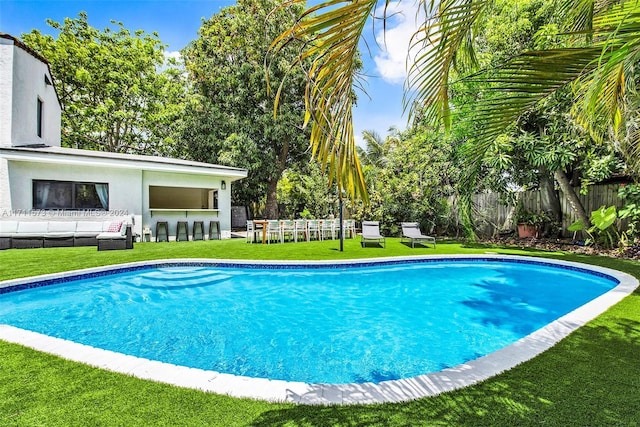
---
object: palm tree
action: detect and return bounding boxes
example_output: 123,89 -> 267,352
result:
357,127 -> 401,168
269,0 -> 640,229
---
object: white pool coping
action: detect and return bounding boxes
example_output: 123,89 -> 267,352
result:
1,254 -> 637,405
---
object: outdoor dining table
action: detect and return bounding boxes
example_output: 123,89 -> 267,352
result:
252,219 -> 269,244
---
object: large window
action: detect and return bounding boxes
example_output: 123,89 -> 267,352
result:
149,186 -> 218,210
33,180 -> 109,210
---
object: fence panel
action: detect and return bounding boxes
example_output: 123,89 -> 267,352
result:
458,184 -> 624,237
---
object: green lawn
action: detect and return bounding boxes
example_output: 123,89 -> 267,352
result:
1,238 -> 639,426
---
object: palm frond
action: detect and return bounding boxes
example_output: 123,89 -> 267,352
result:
268,0 -> 375,202
574,3 -> 640,141
461,1 -> 640,157
406,0 -> 490,130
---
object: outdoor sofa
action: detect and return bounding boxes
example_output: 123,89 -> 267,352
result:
0,219 -> 132,250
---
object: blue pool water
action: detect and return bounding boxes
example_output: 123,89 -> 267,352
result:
0,259 -> 618,384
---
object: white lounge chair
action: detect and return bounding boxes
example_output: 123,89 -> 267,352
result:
361,220 -> 386,248
401,222 -> 436,248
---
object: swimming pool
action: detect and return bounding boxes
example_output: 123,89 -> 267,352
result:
0,255 -> 637,404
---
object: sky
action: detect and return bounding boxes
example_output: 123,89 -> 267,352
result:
0,0 -> 421,146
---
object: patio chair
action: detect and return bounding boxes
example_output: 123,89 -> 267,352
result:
343,219 -> 356,239
306,219 -> 321,241
265,220 -> 282,244
294,219 -> 307,242
280,220 -> 296,242
401,222 -> 436,248
246,220 -> 258,243
320,218 -> 338,240
361,221 -> 386,248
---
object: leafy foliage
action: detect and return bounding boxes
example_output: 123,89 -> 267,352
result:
181,0 -> 310,217
618,183 -> 640,239
21,13 -> 186,155
569,205 -> 621,248
348,127 -> 459,236
277,162 -> 340,219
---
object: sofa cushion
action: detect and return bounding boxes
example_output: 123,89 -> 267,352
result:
97,232 -> 126,240
75,221 -> 104,233
44,232 -> 75,238
12,233 -> 46,239
0,221 -> 19,234
16,221 -> 49,234
48,221 -> 77,233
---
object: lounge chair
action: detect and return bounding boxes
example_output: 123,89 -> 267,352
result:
401,222 -> 436,248
361,221 -> 386,248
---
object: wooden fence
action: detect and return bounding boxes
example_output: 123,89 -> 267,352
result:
465,183 -> 625,237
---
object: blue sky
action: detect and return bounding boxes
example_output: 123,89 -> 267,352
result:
0,0 -> 418,146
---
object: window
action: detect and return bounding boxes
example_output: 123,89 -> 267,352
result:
149,186 -> 218,209
36,98 -> 43,138
32,180 -> 109,210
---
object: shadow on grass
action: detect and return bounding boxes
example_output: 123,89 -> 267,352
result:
399,241 -> 435,249
360,243 -> 385,249
461,241 -> 559,253
248,295 -> 640,427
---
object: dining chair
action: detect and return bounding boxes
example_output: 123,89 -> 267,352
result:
306,219 -> 320,241
246,220 -> 256,243
266,220 -> 282,244
280,219 -> 295,243
294,219 -> 307,242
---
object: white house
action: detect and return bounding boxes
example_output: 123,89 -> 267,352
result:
0,33 -> 247,240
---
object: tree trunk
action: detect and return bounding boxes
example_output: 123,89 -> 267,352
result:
539,169 -> 562,237
539,169 -> 561,222
264,178 -> 279,219
554,168 -> 590,228
263,136 -> 290,219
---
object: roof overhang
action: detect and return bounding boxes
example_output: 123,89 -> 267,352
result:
0,146 -> 248,181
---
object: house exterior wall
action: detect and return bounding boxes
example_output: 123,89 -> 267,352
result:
142,171 -> 231,240
0,42 -> 14,210
0,40 -> 14,148
4,161 -> 143,235
1,38 -> 62,214
0,39 -> 61,148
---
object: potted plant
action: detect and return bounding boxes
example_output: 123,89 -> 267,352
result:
515,208 -> 544,238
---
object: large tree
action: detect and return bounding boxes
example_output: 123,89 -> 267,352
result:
21,13 -> 186,155
181,0 -> 311,218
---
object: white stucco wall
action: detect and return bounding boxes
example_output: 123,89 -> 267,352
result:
5,161 -> 142,234
0,42 -> 14,213
1,39 -> 62,211
11,45 -> 61,147
142,171 -> 231,240
0,40 -> 14,148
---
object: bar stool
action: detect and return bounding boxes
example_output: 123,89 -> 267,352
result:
155,221 -> 168,242
209,220 -> 221,240
192,221 -> 205,241
176,221 -> 189,241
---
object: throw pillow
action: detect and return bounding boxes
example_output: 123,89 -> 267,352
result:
107,221 -> 123,233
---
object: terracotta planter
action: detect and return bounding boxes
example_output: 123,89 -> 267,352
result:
517,223 -> 539,238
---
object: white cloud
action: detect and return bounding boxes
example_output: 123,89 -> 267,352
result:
164,50 -> 182,64
372,1 -> 425,85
